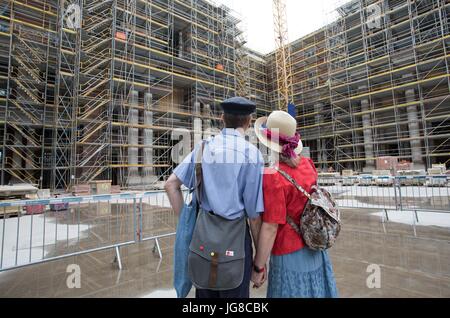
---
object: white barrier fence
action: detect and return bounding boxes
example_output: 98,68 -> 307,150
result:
0,191 -> 180,272
320,175 -> 450,212
0,178 -> 449,272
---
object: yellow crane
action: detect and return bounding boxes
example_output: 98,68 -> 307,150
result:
273,0 -> 293,112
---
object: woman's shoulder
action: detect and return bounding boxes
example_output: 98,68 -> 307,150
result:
263,167 -> 280,179
303,157 -> 318,174
299,156 -> 314,165
284,157 -> 318,179
263,167 -> 283,187
297,157 -> 317,171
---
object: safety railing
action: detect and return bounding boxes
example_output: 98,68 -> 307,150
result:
320,175 -> 450,213
1,177 -> 448,273
0,191 -> 185,272
320,174 -> 450,237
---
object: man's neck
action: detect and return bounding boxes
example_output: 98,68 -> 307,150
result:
223,127 -> 246,136
236,127 -> 246,136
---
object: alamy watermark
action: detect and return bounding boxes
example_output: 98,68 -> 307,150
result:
66,264 -> 81,289
170,118 -> 284,174
366,264 -> 381,289
366,4 -> 382,30
64,2 -> 81,30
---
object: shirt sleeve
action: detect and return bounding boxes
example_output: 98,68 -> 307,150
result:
242,154 -> 265,220
173,150 -> 195,189
262,170 -> 287,225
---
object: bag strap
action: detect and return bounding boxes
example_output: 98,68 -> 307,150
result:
274,167 -> 312,200
195,141 -> 206,207
273,166 -> 311,234
275,166 -> 341,225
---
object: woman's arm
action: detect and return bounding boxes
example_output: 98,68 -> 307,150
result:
249,216 -> 262,249
164,173 -> 184,215
254,222 -> 278,268
252,222 -> 278,287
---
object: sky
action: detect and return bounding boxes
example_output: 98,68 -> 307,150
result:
216,0 -> 340,54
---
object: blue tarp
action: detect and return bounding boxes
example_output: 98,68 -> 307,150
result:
288,103 -> 296,117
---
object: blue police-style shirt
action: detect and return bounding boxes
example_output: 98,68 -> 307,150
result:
174,128 -> 264,220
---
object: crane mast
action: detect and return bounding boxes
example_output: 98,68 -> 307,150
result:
273,0 -> 293,112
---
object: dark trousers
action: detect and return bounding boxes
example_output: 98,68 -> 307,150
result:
195,227 -> 253,299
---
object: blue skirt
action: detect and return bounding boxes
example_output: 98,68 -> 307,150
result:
267,247 -> 339,298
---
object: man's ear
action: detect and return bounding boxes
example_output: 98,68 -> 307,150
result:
220,113 -> 225,128
245,115 -> 252,130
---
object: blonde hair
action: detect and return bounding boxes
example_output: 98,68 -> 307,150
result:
280,154 -> 301,168
270,150 -> 301,168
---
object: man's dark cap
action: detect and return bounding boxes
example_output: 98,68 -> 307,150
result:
220,97 -> 256,115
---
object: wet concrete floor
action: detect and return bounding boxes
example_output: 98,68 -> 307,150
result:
0,206 -> 449,298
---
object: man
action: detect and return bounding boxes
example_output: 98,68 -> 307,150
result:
165,97 -> 264,298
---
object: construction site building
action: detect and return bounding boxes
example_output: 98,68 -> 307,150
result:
0,0 -> 271,191
268,0 -> 450,172
1,0 -> 448,191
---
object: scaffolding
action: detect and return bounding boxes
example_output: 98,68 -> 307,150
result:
0,0 -> 269,191
243,47 -> 270,116
5,0 -> 446,189
268,0 -> 450,172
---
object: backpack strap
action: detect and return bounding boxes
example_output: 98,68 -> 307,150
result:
195,141 -> 206,208
273,166 -> 311,235
274,167 -> 312,200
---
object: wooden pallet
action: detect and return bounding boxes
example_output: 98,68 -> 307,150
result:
72,184 -> 91,197
426,184 -> 448,188
0,208 -> 22,219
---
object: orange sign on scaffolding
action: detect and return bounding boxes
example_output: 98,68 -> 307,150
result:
115,31 -> 126,40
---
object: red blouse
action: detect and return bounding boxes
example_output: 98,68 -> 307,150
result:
262,157 -> 318,256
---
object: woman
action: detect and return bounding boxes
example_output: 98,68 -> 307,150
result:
251,111 -> 338,298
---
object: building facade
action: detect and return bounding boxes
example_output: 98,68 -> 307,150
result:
0,0 -> 270,190
268,0 -> 450,172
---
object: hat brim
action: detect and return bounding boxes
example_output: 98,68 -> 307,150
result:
254,117 -> 303,155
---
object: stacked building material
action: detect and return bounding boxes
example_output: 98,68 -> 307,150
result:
376,157 -> 398,174
72,185 -> 91,197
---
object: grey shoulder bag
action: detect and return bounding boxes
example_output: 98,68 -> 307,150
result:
188,142 -> 247,291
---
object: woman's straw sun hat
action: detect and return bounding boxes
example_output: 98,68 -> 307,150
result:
254,111 -> 303,156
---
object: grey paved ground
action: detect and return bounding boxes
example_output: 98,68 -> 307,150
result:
0,207 -> 449,298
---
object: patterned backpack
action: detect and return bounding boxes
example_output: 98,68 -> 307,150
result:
274,167 -> 341,251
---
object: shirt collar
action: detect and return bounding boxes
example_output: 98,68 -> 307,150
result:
222,128 -> 245,138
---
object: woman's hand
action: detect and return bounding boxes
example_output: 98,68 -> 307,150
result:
252,222 -> 278,289
251,265 -> 267,288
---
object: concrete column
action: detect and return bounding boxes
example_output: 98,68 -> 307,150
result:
194,101 -> 201,117
142,93 -> 158,185
178,31 -> 184,58
359,86 -> 375,170
193,101 -> 202,145
203,104 -> 212,133
404,84 -> 424,169
127,90 -> 141,187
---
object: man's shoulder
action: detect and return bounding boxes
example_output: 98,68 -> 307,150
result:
244,139 -> 261,152
209,135 -> 263,162
242,139 -> 263,160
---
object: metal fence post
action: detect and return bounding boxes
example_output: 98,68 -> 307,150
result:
153,238 -> 163,259
114,246 -> 123,270
411,211 -> 418,238
396,178 -> 403,211
139,197 -> 143,242
133,198 -> 137,243
383,209 -> 390,222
